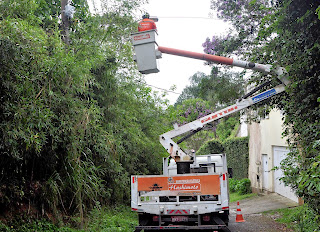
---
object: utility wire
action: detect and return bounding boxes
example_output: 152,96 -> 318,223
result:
137,81 -> 181,95
157,16 -> 220,20
144,83 -> 181,95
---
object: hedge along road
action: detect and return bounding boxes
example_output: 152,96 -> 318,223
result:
228,193 -> 298,231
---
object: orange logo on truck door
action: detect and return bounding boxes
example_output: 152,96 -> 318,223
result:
137,175 -> 220,195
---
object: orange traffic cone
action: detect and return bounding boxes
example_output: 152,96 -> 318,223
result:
235,201 -> 245,222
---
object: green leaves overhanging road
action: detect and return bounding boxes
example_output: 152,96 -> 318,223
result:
205,0 -> 320,222
0,0 -> 168,225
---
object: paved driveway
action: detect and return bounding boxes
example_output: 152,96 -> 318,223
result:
227,193 -> 298,232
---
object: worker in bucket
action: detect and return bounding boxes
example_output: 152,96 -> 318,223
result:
138,13 -> 157,32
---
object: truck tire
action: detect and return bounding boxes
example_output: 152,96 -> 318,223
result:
139,213 -> 154,227
221,210 -> 229,226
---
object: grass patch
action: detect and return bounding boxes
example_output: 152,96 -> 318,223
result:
230,192 -> 257,202
0,219 -> 77,232
265,205 -> 320,232
86,205 -> 138,232
0,205 -> 138,232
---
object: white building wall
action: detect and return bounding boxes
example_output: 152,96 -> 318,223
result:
248,122 -> 262,191
248,109 -> 287,192
260,110 -> 287,191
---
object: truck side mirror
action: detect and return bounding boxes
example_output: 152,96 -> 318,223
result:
228,168 -> 233,178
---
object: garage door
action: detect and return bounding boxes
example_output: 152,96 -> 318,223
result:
273,146 -> 298,202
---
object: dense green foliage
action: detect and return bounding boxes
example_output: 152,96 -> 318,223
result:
175,68 -> 245,108
216,117 -> 239,142
228,178 -> 237,193
196,137 -> 249,180
169,52 -> 244,159
206,0 -> 320,218
270,1 -> 320,222
229,178 -> 252,195
196,140 -> 224,156
1,0 -> 319,228
0,0 -> 167,225
169,98 -> 212,125
169,54 -> 244,161
267,205 -> 320,232
0,219 -> 76,232
224,137 -> 249,180
0,205 -> 137,231
168,99 -> 240,151
166,98 -> 216,151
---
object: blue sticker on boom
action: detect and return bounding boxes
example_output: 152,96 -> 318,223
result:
252,89 -> 277,103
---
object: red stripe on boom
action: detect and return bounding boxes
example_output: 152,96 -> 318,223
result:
158,46 -> 233,65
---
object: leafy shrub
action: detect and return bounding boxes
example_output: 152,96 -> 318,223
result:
0,222 -> 10,231
196,137 -> 248,180
228,178 -> 237,193
0,0 -> 166,223
208,0 -> 320,214
229,178 -> 252,195
196,139 -> 224,156
235,178 -> 251,195
224,137 -> 249,180
0,219 -> 77,232
216,117 -> 239,142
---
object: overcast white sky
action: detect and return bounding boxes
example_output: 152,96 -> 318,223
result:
139,0 -> 230,104
88,0 -> 230,104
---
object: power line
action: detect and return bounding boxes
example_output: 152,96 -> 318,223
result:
157,16 -> 220,20
139,81 -> 182,95
145,83 -> 181,95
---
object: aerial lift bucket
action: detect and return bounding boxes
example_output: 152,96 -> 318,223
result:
131,30 -> 162,74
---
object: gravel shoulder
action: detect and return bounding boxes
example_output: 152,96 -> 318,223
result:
227,193 -> 298,232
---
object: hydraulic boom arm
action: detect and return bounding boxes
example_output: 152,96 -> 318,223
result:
160,84 -> 286,160
156,48 -> 289,161
131,30 -> 289,161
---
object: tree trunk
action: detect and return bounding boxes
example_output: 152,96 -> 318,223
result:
61,0 -> 70,45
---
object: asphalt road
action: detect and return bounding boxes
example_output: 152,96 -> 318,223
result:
227,193 -> 298,232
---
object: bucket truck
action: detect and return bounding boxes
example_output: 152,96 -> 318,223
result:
131,30 -> 289,232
